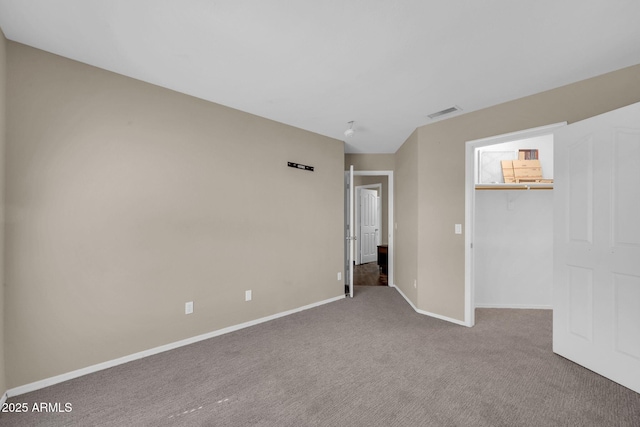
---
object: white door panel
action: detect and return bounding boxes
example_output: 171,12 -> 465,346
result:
360,189 -> 378,264
554,101 -> 640,393
347,165 -> 354,298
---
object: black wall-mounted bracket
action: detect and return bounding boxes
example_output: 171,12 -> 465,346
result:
287,162 -> 314,172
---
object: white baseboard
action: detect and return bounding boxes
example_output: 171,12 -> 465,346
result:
475,303 -> 552,309
390,284 -> 469,327
0,391 -> 7,406
7,294 -> 345,398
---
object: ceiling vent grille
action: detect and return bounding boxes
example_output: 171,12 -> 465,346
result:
427,106 -> 462,119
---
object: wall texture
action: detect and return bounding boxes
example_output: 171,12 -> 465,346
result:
5,43 -> 345,388
413,63 -> 640,321
474,190 -> 553,307
0,29 -> 6,396
394,130 -> 418,302
344,154 -> 394,172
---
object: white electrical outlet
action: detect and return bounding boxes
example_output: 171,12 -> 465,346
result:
185,301 -> 194,314
455,224 -> 462,234
414,280 -> 417,289
337,272 -> 342,281
245,290 -> 252,301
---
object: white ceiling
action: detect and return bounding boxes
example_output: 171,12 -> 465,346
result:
1,1 -> 639,153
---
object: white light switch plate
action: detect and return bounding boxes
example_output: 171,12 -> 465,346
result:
455,224 -> 462,234
245,290 -> 252,301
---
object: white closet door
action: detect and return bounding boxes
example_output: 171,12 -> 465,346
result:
553,101 -> 640,393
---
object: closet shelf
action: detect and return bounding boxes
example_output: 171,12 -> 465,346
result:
475,183 -> 553,191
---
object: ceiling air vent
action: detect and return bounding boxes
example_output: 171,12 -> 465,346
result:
427,105 -> 462,119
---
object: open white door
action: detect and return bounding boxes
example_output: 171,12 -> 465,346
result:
346,165 -> 355,298
360,188 -> 378,264
553,101 -> 640,393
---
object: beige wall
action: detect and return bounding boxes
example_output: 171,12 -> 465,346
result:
5,42 -> 345,388
394,130 -> 418,302
412,64 -> 640,321
345,153 -> 394,171
0,29 -> 6,395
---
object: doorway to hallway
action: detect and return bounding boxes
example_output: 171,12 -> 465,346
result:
345,169 -> 394,296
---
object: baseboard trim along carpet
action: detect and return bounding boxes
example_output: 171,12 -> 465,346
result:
475,303 -> 552,309
0,391 -> 7,407
390,284 -> 468,327
6,294 -> 345,398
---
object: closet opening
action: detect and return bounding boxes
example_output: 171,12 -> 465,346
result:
464,122 -> 566,326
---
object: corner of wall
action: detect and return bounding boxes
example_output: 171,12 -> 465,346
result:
0,26 -> 8,398
414,63 -> 640,324
393,129 -> 419,305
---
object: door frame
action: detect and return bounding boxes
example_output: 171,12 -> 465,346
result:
355,183 -> 382,265
345,166 -> 354,297
464,122 -> 566,327
353,171 -> 394,289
